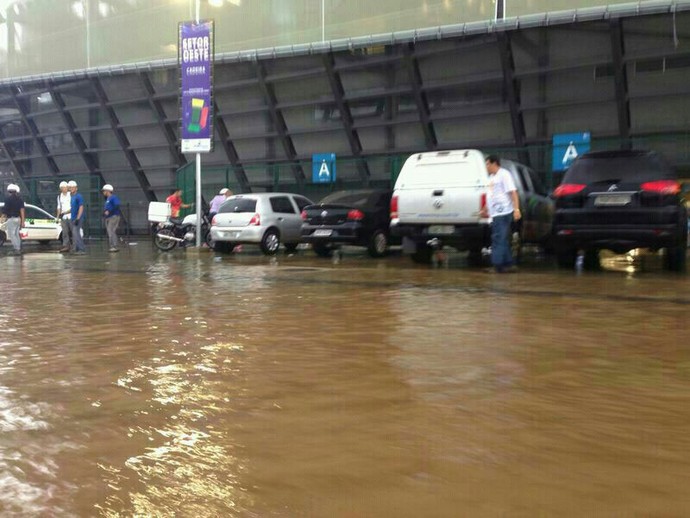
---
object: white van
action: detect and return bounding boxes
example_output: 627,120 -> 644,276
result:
390,149 -> 554,264
390,149 -> 490,263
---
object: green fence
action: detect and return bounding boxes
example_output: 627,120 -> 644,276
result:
175,155 -> 405,217
176,134 -> 690,205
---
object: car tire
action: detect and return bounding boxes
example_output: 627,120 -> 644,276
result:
313,243 -> 332,258
260,229 -> 280,255
154,229 -> 177,251
0,230 -> 6,246
367,229 -> 388,258
556,248 -> 577,269
665,223 -> 688,271
411,244 -> 433,264
583,249 -> 601,270
284,243 -> 298,254
467,248 -> 485,267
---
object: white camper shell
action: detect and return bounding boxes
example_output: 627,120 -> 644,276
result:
390,149 -> 555,265
390,149 -> 491,263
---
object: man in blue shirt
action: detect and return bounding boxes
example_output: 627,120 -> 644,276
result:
102,184 -> 121,252
68,180 -> 86,254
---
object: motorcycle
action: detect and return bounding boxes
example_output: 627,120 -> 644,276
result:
153,212 -> 213,251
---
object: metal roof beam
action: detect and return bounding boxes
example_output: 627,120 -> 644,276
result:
213,101 -> 251,192
90,77 -> 156,201
47,81 -> 101,177
403,43 -> 438,150
323,52 -> 370,184
497,32 -> 530,166
255,62 -> 305,187
610,19 -> 632,150
9,86 -> 60,176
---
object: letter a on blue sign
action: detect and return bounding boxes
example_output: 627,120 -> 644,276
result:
552,132 -> 590,172
312,153 -> 336,183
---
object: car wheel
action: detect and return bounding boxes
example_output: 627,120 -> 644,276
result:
284,242 -> 298,254
583,249 -> 601,270
556,248 -> 577,269
260,229 -> 280,255
204,229 -> 215,249
411,245 -> 433,264
467,248 -> 485,267
367,229 -> 388,258
665,223 -> 688,271
154,229 -> 177,251
313,243 -> 332,258
0,230 -> 6,246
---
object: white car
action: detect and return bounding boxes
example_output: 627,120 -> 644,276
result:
210,193 -> 313,255
0,202 -> 62,246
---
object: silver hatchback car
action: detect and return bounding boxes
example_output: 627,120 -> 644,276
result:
210,193 -> 314,255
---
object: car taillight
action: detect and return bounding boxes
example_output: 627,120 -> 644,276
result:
347,209 -> 364,221
211,216 -> 217,226
300,210 -> 307,221
390,195 -> 398,219
641,180 -> 681,195
480,193 -> 487,214
248,213 -> 261,226
553,183 -> 586,197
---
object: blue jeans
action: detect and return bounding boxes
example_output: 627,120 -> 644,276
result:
71,219 -> 86,252
491,213 -> 513,270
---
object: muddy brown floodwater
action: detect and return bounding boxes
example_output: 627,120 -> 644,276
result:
0,243 -> 689,516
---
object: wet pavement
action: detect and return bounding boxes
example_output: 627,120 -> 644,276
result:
1,241 -> 689,516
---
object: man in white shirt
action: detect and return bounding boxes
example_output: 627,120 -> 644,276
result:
56,181 -> 72,253
482,155 -> 522,273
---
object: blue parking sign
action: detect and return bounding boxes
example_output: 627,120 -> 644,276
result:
552,132 -> 591,172
312,153 -> 336,183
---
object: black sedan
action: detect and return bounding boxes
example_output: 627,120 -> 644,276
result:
301,189 -> 397,257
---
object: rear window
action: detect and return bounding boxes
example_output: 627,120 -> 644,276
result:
564,153 -> 676,184
218,198 -> 257,213
321,191 -> 372,207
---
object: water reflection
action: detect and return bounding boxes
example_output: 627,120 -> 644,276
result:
0,246 -> 689,515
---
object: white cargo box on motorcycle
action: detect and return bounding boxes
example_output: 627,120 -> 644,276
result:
148,202 -> 171,223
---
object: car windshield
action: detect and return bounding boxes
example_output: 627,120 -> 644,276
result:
564,153 -> 676,184
218,198 -> 257,213
321,192 -> 371,207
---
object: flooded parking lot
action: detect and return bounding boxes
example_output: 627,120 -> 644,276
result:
1,242 -> 689,516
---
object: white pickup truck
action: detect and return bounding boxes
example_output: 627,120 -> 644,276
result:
390,149 -> 554,264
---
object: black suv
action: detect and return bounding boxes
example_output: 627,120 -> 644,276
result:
553,150 -> 688,271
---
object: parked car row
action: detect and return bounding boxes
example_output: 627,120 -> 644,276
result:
205,148 -> 689,272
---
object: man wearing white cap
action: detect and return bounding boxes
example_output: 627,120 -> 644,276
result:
209,187 -> 232,220
4,184 -> 25,255
56,181 -> 72,252
68,180 -> 86,254
102,184 -> 121,252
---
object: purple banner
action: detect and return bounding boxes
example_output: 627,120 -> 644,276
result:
179,20 -> 214,153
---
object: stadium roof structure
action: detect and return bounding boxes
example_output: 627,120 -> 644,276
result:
0,0 -> 689,86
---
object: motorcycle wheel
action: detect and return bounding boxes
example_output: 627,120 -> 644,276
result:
154,229 -> 177,251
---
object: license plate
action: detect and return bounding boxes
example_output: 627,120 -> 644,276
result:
428,225 -> 454,235
594,194 -> 631,206
313,229 -> 333,237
